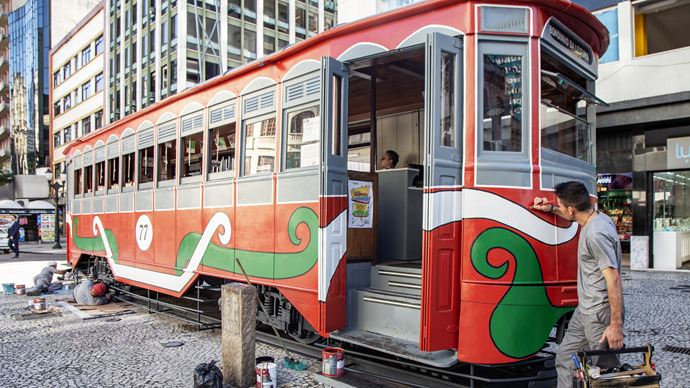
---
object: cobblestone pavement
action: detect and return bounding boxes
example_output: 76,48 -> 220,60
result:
0,268 -> 688,387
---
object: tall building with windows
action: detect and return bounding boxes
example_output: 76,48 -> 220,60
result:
8,0 -> 50,174
105,0 -> 337,125
0,0 -> 11,174
49,1 -> 105,177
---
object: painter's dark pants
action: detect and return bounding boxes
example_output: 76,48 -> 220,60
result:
8,237 -> 19,256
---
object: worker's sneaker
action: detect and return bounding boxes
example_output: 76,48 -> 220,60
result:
27,289 -> 42,296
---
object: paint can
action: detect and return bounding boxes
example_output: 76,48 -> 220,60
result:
33,298 -> 46,311
14,284 -> 25,295
322,347 -> 344,377
2,283 -> 14,295
255,362 -> 277,388
256,356 -> 274,364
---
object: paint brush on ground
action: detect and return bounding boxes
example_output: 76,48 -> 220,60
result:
235,258 -> 308,371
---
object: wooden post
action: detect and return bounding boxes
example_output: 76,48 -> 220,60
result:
221,282 -> 257,387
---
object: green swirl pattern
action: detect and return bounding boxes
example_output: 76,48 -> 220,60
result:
71,217 -> 120,260
175,207 -> 318,279
470,227 -> 572,359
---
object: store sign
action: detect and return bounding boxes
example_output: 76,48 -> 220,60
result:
667,136 -> 690,169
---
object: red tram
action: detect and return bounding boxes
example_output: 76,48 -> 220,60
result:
63,0 -> 609,368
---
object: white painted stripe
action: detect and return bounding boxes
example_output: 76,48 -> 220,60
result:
463,189 -> 578,245
93,213 -> 232,293
424,190 -> 463,231
318,210 -> 347,302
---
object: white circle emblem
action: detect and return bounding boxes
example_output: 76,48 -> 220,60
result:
135,215 -> 153,251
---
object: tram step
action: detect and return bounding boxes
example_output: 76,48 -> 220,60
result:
370,263 -> 422,296
352,288 -> 420,343
329,327 -> 457,368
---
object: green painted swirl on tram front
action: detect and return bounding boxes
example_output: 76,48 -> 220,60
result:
71,216 -> 120,260
470,227 -> 572,359
175,207 -> 318,279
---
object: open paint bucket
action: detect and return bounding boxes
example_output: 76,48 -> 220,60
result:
14,284 -> 25,295
322,347 -> 344,377
256,362 -> 276,388
33,298 -> 46,311
2,283 -> 14,295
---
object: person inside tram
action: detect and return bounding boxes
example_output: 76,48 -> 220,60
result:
380,150 -> 399,170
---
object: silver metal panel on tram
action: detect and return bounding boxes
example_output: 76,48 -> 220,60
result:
204,182 -> 234,208
72,199 -> 81,215
92,197 -> 104,214
136,190 -> 153,211
277,171 -> 319,203
105,195 -> 118,213
154,188 -> 176,210
82,199 -> 91,214
177,184 -> 201,209
120,192 -> 134,212
237,177 -> 272,205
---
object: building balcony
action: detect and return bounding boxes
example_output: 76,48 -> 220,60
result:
0,147 -> 9,162
0,101 -> 7,118
0,57 -> 7,72
0,124 -> 7,141
0,11 -> 6,25
0,81 -> 6,97
0,33 -> 6,51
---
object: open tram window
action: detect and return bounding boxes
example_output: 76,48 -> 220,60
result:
182,132 -> 203,177
158,139 -> 177,182
74,168 -> 83,195
95,160 -> 105,192
107,157 -> 119,191
285,106 -> 319,169
84,165 -> 93,193
139,146 -> 154,184
122,152 -> 135,187
242,116 -> 276,176
209,123 -> 236,175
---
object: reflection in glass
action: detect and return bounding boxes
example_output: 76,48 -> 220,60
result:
286,106 -> 319,169
482,54 -> 522,152
210,123 -> 236,174
139,146 -> 154,184
243,117 -> 276,175
653,171 -> 690,231
158,140 -> 177,182
107,157 -> 119,190
441,52 -> 455,148
540,103 -> 590,162
182,132 -> 204,177
122,153 -> 135,187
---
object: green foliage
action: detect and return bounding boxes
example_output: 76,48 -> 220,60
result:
0,171 -> 14,186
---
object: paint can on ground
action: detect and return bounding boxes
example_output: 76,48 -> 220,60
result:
33,298 -> 46,311
256,362 -> 277,388
322,347 -> 344,377
2,283 -> 14,295
14,284 -> 25,295
256,356 -> 274,364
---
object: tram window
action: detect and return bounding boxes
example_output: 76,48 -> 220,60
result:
182,132 -> 203,177
139,146 -> 154,184
122,152 -> 135,187
107,157 -> 119,190
331,76 -> 342,156
210,124 -> 236,174
95,161 -> 106,192
482,54 -> 522,152
285,106 -> 319,169
74,169 -> 83,195
242,117 -> 276,176
441,52 -> 456,148
84,165 -> 94,193
158,140 -> 177,182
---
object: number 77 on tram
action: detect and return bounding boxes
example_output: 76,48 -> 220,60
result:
63,0 -> 609,368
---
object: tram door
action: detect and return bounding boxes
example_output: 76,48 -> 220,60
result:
318,56 -> 350,333
420,33 -> 463,352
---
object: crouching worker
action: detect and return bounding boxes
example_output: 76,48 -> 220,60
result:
74,280 -> 112,306
28,261 -> 71,296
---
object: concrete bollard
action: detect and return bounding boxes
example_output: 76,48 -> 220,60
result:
221,282 -> 257,388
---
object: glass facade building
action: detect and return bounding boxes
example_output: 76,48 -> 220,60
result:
8,0 -> 51,174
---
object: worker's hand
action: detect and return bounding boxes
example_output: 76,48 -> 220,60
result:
532,197 -> 553,213
106,294 -> 113,301
600,323 -> 624,349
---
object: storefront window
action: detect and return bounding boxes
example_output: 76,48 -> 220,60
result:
597,174 -> 632,242
653,171 -> 690,231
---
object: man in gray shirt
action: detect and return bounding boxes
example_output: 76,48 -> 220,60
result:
73,280 -> 112,306
534,181 -> 624,388
28,261 -> 71,296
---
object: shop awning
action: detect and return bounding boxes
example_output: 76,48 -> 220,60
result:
25,200 -> 55,215
0,200 -> 27,214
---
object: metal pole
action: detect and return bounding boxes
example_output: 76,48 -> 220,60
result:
51,182 -> 62,249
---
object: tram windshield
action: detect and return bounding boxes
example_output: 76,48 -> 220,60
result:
540,51 -> 599,163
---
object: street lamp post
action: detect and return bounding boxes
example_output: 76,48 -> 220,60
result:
45,169 -> 66,249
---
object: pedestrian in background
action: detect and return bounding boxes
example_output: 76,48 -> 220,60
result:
533,181 -> 624,388
7,214 -> 20,258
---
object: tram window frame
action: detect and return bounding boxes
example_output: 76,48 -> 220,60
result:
84,165 -> 94,195
208,122 -> 236,180
283,104 -> 320,170
74,167 -> 83,196
107,156 -> 120,193
122,152 -> 136,190
180,113 -> 204,183
241,114 -> 277,176
158,139 -> 177,185
95,160 -> 106,194
477,39 -> 529,158
139,145 -> 155,188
